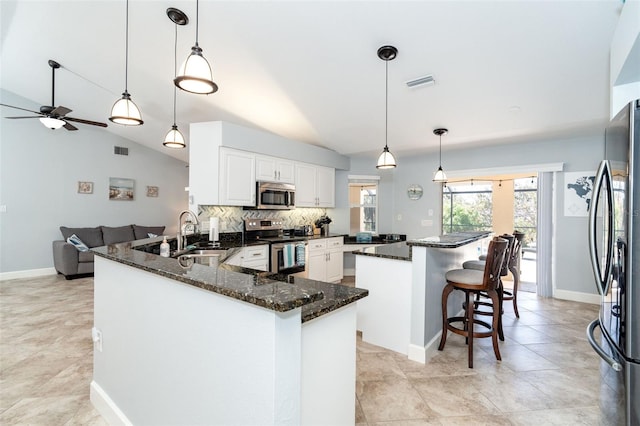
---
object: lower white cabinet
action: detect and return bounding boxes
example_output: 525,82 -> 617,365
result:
307,237 -> 343,282
225,245 -> 269,271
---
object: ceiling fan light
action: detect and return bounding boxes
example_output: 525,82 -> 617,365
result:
376,146 -> 397,169
174,45 -> 218,94
39,116 -> 65,130
163,125 -> 186,148
109,92 -> 143,126
433,166 -> 447,182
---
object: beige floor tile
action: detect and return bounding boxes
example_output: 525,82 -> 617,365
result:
412,375 -> 501,417
438,414 -> 514,425
508,406 -> 621,426
358,379 -> 437,423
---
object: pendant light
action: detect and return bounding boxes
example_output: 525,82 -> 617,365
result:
109,0 -> 143,126
174,0 -> 218,94
376,45 -> 397,170
433,128 -> 448,182
164,8 -> 188,148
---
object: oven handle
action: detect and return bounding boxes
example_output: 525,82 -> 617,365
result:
586,319 -> 623,371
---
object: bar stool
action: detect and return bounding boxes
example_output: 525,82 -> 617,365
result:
503,231 -> 524,318
438,237 -> 509,368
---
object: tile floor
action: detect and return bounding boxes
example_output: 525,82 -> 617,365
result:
0,275 -> 625,425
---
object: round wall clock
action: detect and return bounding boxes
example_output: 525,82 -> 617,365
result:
407,184 -> 423,200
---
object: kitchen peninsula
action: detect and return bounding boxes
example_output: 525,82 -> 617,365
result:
354,231 -> 491,363
90,239 -> 367,426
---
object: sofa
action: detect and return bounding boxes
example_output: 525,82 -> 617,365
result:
53,224 -> 165,279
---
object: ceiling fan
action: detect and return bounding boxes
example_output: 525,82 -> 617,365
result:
0,59 -> 108,131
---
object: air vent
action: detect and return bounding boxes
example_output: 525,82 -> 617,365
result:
405,75 -> 435,88
114,146 -> 129,156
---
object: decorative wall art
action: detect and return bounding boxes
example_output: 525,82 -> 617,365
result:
109,177 -> 135,201
146,186 -> 159,197
564,171 -> 595,217
407,184 -> 423,200
77,181 -> 93,194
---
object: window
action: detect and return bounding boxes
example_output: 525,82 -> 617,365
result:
442,182 -> 493,234
349,179 -> 379,234
513,177 -> 537,249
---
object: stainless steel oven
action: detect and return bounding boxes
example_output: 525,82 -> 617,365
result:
256,181 -> 295,210
270,240 -> 308,278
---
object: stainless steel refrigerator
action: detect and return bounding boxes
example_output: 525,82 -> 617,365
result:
587,99 -> 639,426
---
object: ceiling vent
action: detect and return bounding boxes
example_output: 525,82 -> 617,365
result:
405,75 -> 435,88
114,146 -> 129,156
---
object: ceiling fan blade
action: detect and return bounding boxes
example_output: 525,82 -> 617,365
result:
64,116 -> 108,128
63,121 -> 78,131
0,103 -> 43,115
51,106 -> 72,117
6,116 -> 42,119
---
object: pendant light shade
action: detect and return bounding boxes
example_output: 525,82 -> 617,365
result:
174,0 -> 217,94
376,45 -> 397,170
433,128 -> 448,182
109,0 -> 143,126
164,8 -> 188,149
164,125 -> 186,148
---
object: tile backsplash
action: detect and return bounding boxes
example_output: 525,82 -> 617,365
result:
198,206 -> 328,232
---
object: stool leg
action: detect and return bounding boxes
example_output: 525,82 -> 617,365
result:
466,290 -> 474,368
438,284 -> 454,351
497,279 -> 505,341
488,289 -> 502,362
510,265 -> 520,318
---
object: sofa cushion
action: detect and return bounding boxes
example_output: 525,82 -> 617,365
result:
133,225 -> 166,240
60,226 -> 104,248
102,225 -> 135,245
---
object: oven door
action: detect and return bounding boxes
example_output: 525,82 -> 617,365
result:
271,241 -> 308,277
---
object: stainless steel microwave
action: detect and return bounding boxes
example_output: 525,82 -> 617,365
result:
256,181 -> 295,209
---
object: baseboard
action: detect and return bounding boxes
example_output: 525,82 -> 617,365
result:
407,334 -> 442,364
0,267 -> 56,281
344,268 -> 355,276
554,289 -> 600,305
90,381 -> 132,426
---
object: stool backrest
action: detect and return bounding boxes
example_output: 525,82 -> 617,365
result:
499,234 -> 515,276
482,237 -> 509,291
510,231 -> 525,268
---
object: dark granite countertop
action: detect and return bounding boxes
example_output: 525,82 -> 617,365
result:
352,242 -> 411,261
406,231 -> 492,248
92,239 -> 367,323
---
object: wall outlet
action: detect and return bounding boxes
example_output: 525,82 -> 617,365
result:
397,214 -> 402,221
428,209 -> 434,217
92,327 -> 103,352
421,219 -> 433,227
0,205 -> 6,213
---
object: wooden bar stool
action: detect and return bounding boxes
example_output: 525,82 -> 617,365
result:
503,231 -> 525,318
438,237 -> 509,368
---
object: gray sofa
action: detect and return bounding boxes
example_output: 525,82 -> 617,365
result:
53,225 -> 165,279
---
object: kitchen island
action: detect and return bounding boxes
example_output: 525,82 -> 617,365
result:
90,239 -> 367,426
354,231 -> 490,363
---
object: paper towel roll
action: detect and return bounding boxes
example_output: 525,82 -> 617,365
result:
209,217 -> 220,242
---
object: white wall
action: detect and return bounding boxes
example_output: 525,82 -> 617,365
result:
0,89 -> 189,275
336,133 -> 605,296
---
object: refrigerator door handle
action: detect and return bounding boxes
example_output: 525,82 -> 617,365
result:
588,160 -> 615,295
587,319 -> 623,371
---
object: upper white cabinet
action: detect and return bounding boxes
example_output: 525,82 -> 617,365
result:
219,148 -> 256,206
255,155 -> 295,184
295,162 -> 335,207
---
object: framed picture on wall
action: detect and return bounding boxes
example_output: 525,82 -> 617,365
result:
109,177 -> 134,201
146,186 -> 159,197
77,181 -> 93,194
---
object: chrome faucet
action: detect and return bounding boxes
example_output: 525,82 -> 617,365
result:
177,210 -> 200,251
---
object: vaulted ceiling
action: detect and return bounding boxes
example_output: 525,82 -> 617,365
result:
0,1 -> 624,163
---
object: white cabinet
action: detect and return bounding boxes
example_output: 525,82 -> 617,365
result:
219,148 -> 256,206
224,245 -> 269,271
307,237 -> 343,282
255,155 -> 295,184
295,163 -> 335,207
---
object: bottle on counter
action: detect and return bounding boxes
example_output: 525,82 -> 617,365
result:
160,236 -> 170,258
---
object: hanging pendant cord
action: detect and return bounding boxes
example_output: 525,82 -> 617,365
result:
124,0 -> 129,92
385,59 -> 388,149
439,134 -> 442,166
173,23 -> 178,125
195,0 -> 199,45
51,64 -> 55,107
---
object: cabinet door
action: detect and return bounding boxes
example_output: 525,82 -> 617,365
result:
219,148 -> 256,206
316,166 -> 335,207
307,251 -> 327,281
326,248 -> 344,283
295,163 -> 318,207
276,160 -> 295,184
255,155 -> 278,182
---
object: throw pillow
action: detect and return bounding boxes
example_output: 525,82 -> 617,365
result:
67,234 -> 89,252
